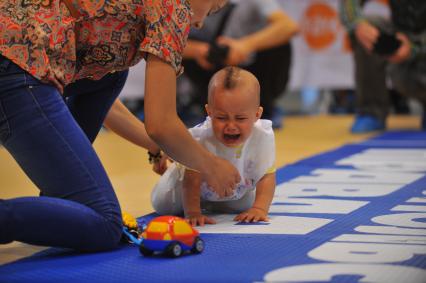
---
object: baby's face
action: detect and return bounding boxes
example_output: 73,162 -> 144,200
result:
206,88 -> 262,147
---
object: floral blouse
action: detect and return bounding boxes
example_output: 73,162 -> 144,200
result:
0,0 -> 191,86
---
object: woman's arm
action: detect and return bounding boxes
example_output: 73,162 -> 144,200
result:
143,54 -> 240,197
104,99 -> 167,174
104,99 -> 160,154
237,9 -> 299,52
217,9 -> 299,65
182,40 -> 213,70
339,0 -> 365,33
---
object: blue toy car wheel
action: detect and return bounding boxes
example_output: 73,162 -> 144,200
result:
166,242 -> 183,257
191,237 -> 204,254
139,243 -> 154,256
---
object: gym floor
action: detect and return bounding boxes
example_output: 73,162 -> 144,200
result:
0,114 -> 421,265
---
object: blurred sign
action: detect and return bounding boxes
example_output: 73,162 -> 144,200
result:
279,0 -> 354,89
279,0 -> 389,89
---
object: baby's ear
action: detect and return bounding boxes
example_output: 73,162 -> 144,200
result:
205,104 -> 211,116
256,106 -> 263,120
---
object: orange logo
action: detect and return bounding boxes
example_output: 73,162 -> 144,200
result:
302,2 -> 339,50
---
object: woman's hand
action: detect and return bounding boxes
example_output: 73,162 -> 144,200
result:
201,156 -> 241,198
194,42 -> 214,70
234,207 -> 269,223
217,36 -> 252,66
152,153 -> 169,175
388,32 -> 411,63
355,21 -> 380,52
183,40 -> 214,70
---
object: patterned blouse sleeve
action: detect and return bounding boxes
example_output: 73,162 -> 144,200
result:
139,0 -> 191,75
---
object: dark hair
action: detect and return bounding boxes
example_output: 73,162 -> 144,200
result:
224,66 -> 240,89
208,66 -> 260,106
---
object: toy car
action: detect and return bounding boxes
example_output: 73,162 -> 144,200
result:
139,215 -> 204,257
121,212 -> 146,244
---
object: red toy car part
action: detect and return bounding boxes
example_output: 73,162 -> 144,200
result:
139,216 -> 204,257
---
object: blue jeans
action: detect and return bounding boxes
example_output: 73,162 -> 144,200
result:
64,70 -> 128,143
0,56 -> 128,251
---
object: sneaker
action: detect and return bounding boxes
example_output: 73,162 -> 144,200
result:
350,115 -> 385,133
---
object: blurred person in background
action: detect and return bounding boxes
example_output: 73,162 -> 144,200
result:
340,0 -> 426,133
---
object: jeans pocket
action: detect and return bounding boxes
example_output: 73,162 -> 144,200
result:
0,100 -> 10,143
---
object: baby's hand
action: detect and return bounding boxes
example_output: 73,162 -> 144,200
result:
234,207 -> 269,223
185,212 -> 216,227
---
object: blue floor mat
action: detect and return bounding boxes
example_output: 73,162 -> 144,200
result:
1,131 -> 425,283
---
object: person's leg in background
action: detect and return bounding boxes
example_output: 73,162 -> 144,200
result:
64,70 -> 129,143
350,34 -> 389,133
329,89 -> 356,114
389,55 -> 426,130
178,59 -> 215,127
349,17 -> 403,133
0,57 -> 122,251
389,88 -> 411,114
247,43 -> 291,129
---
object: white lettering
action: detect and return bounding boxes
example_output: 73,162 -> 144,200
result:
373,213 -> 426,228
290,169 -> 423,184
275,183 -> 402,198
270,198 -> 368,214
407,197 -> 426,203
392,205 -> 426,212
333,233 -> 426,245
336,149 -> 426,173
337,162 -> 426,173
355,225 -> 426,235
261,149 -> 426,282
262,263 -> 426,283
308,242 -> 426,263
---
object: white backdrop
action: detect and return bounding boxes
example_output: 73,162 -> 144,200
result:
279,0 -> 389,90
278,0 -> 354,90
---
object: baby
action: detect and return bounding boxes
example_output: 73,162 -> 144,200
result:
151,66 -> 276,226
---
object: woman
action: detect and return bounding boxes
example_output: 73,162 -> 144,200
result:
0,0 -> 239,252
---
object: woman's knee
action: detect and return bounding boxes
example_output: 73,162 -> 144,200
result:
81,211 -> 123,252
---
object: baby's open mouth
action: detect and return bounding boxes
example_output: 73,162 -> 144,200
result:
223,133 -> 240,141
